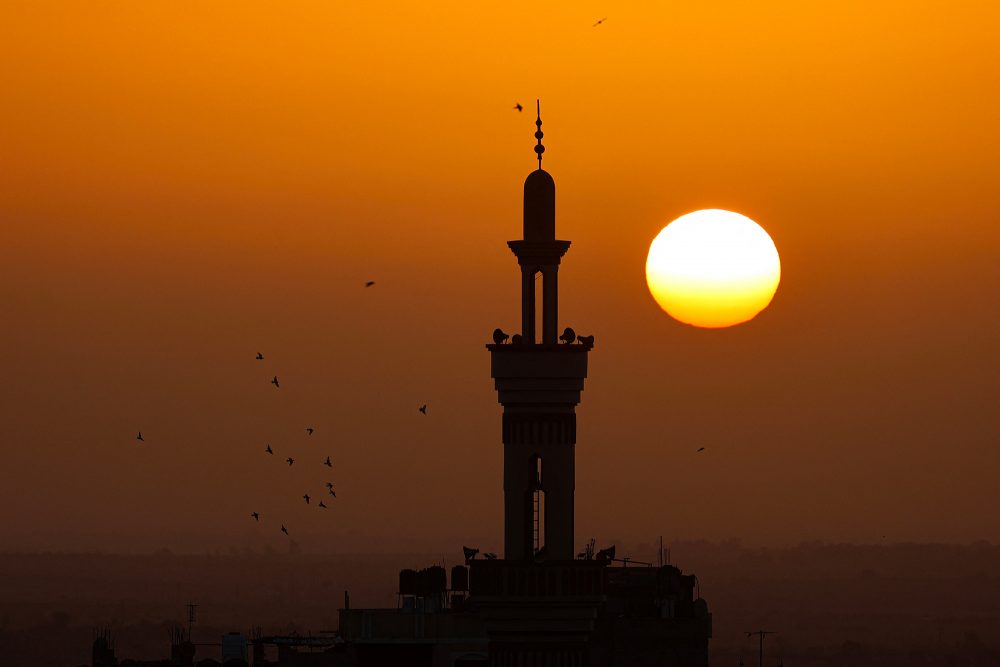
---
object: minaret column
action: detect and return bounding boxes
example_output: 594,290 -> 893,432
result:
521,265 -> 536,343
542,265 -> 559,345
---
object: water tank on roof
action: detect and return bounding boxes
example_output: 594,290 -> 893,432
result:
399,568 -> 418,595
451,565 -> 469,591
425,565 -> 447,594
694,598 -> 709,618
222,632 -> 247,663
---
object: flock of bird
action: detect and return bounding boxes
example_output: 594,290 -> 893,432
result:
132,67 -> 718,549
133,279 -> 434,539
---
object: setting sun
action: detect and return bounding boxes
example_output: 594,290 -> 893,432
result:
645,209 -> 781,328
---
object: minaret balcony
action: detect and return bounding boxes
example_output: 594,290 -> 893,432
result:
487,343 -> 590,408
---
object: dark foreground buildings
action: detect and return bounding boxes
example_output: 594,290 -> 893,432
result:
94,110 -> 711,667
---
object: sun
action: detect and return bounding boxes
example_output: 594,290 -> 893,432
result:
645,209 -> 780,328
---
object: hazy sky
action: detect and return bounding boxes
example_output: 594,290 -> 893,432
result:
1,0 -> 998,553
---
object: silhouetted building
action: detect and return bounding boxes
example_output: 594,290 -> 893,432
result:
335,106 -> 712,667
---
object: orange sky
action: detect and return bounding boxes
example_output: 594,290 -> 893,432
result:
1,0 -> 998,553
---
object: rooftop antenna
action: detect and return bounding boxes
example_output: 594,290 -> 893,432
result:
186,603 -> 198,642
746,630 -> 777,667
534,99 -> 545,170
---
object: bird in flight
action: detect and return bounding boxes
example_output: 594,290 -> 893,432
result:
324,456 -> 333,467
136,431 -> 144,442
365,281 -> 375,288
256,352 -> 264,360
514,103 -> 523,112
271,376 -> 280,388
325,482 -> 334,490
419,404 -> 428,415
286,457 -> 295,466
251,512 -> 260,521
303,494 -> 311,504
328,489 -> 337,498
318,501 -> 327,509
697,447 -> 705,452
306,427 -> 314,436
592,17 -> 607,27
266,444 -> 273,454
281,525 -> 288,535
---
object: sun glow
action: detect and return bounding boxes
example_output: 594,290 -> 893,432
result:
645,209 -> 781,328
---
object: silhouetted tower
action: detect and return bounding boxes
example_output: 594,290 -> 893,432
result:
489,101 -> 592,561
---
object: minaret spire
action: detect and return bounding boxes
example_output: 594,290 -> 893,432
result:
534,99 -> 545,171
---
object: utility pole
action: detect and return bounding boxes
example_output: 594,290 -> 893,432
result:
186,603 -> 198,642
745,630 -> 776,667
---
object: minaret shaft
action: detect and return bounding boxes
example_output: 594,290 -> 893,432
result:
488,105 -> 591,561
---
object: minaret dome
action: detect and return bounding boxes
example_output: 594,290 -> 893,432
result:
523,170 -> 555,241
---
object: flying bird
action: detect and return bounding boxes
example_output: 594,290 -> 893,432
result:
266,444 -> 273,454
136,431 -> 144,442
324,456 -> 333,467
365,281 -> 375,288
328,489 -> 337,497
318,501 -> 327,509
697,447 -> 705,452
306,427 -> 314,436
271,376 -> 280,388
251,512 -> 260,521
419,404 -> 427,415
303,494 -> 310,504
514,103 -> 523,112
286,457 -> 295,466
325,482 -> 335,490
281,525 -> 288,535
256,352 -> 263,360
592,17 -> 607,27
559,327 -> 576,344
492,328 -> 510,345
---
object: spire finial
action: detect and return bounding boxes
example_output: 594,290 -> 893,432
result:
533,99 -> 545,170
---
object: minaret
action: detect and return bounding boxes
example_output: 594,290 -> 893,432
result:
488,102 -> 593,561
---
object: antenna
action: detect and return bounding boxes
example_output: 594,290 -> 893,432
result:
186,603 -> 198,642
745,630 -> 777,667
